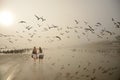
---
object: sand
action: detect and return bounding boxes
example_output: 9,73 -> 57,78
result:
0,47 -> 120,80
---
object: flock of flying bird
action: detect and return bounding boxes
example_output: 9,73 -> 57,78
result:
46,48 -> 119,80
0,14 -> 120,48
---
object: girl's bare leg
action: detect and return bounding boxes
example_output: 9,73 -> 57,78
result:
34,58 -> 36,62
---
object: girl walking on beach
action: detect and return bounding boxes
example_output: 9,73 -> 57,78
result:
38,47 -> 44,62
32,47 -> 37,62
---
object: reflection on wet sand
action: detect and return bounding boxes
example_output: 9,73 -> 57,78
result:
0,47 -> 120,80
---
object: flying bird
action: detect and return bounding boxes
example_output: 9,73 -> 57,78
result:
52,24 -> 58,28
117,22 -> 120,25
27,39 -> 32,42
96,22 -> 102,25
74,20 -> 79,24
34,15 -> 40,20
113,22 -> 120,28
37,24 -> 41,27
77,35 -> 80,39
65,30 -> 69,33
84,21 -> 88,25
55,36 -> 61,40
74,29 -> 78,33
60,33 -> 64,35
82,32 -> 86,35
57,27 -> 62,31
97,35 -> 103,38
26,26 -> 32,30
9,41 -> 13,43
67,26 -> 72,29
105,30 -> 112,35
40,16 -> 46,22
112,18 -> 114,21
43,28 -> 48,31
19,21 -> 26,23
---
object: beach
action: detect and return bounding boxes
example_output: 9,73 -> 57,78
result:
0,46 -> 120,80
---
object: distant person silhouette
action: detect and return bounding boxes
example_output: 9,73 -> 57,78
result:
32,47 -> 37,63
37,47 -> 44,62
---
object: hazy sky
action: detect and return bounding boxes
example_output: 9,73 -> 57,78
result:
0,0 -> 120,48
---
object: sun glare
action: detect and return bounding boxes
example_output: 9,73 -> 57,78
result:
0,11 -> 14,27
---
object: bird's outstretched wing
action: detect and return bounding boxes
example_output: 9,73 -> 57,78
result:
19,21 -> 26,23
75,20 -> 79,24
34,15 -> 40,20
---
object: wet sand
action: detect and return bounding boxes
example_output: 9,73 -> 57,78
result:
0,47 -> 120,80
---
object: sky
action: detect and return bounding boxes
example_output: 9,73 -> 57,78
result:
0,0 -> 120,49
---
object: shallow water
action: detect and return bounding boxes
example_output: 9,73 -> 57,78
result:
0,47 -> 120,80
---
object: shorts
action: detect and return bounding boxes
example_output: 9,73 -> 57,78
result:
37,53 -> 44,59
32,54 -> 37,58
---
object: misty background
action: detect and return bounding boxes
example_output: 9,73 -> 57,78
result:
0,0 -> 120,49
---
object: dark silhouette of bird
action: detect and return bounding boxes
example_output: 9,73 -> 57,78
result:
67,26 -> 73,29
84,25 -> 95,33
55,36 -> 61,40
47,24 -> 54,29
65,72 -> 71,77
52,24 -> 58,28
38,36 -> 41,38
84,21 -> 88,25
105,30 -> 112,35
97,35 -> 103,38
9,41 -> 13,43
82,32 -> 86,35
74,29 -> 78,33
78,65 -> 80,68
98,66 -> 102,70
74,26 -> 80,29
85,27 -> 94,33
37,24 -> 41,27
68,64 -> 70,66
91,76 -> 96,80
60,66 -> 64,69
117,22 -> 120,25
77,35 -> 80,39
0,33 -> 14,37
40,16 -> 46,22
75,20 -> 79,24
48,26 -> 53,29
108,72 -> 113,76
86,75 -> 90,78
67,36 -> 70,38
113,22 -> 120,28
27,39 -> 32,42
19,21 -> 26,23
15,39 -> 18,41
30,35 -> 34,38
51,63 -> 55,66
60,33 -> 64,35
34,30 -> 37,32
34,14 -> 40,20
65,30 -> 69,33
16,31 -> 19,33
96,22 -> 102,25
75,71 -> 79,75
102,70 -> 108,74
83,67 -> 87,70
112,18 -> 114,21
93,68 -> 96,74
43,28 -> 48,31
26,26 -> 32,30
100,29 -> 105,35
57,27 -> 62,31
19,35 -> 23,38
88,25 -> 94,32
